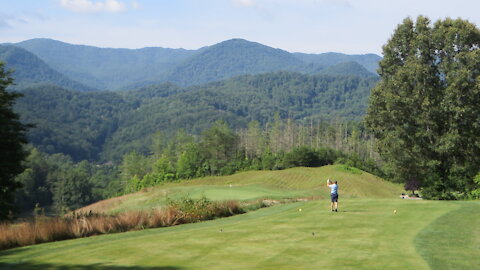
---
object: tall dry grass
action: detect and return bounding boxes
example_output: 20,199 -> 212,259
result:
0,200 -> 245,251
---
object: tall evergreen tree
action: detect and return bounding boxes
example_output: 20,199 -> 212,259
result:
0,62 -> 29,219
365,16 -> 480,198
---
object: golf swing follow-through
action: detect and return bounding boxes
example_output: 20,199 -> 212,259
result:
327,178 -> 339,212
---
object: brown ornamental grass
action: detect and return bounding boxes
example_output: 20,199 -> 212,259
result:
0,199 -> 246,251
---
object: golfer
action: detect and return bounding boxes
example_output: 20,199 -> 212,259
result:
327,179 -> 338,212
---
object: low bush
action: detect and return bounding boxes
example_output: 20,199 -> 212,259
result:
283,146 -> 336,168
470,173 -> 480,199
166,196 -> 244,223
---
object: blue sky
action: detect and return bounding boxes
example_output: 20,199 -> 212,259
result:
1,0 -> 479,54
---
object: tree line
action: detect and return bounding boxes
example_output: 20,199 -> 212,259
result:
14,147 -> 121,214
120,118 -> 382,194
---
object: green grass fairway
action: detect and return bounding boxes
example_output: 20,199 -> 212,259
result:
79,165 -> 403,214
1,199 -> 478,269
1,166 -> 477,269
415,201 -> 480,269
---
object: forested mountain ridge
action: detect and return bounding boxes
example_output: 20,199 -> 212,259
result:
9,38 -> 380,90
317,61 -> 375,77
13,38 -> 196,90
0,45 -> 93,91
164,39 -> 306,86
14,72 -> 378,162
293,52 -> 381,74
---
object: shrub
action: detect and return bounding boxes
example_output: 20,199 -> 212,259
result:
260,150 -> 276,170
166,196 -> 244,223
283,146 -> 322,168
470,173 -> 480,199
421,187 -> 458,200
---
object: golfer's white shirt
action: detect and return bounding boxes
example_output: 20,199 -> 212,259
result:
328,184 -> 338,194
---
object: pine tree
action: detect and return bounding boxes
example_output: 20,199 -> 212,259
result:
0,62 -> 29,219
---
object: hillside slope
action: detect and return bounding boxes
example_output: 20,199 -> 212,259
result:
14,72 -> 377,161
14,84 -> 128,161
78,165 -> 403,214
103,72 -> 377,160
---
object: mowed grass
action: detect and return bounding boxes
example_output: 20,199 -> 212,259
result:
415,201 -> 480,269
79,165 -> 403,214
0,199 -> 478,269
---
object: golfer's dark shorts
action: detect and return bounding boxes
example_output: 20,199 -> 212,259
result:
331,193 -> 338,202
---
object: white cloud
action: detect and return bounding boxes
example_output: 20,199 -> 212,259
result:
0,12 -> 46,29
131,1 -> 140,9
318,0 -> 350,8
232,0 -> 350,8
58,0 -> 126,13
233,0 -> 256,8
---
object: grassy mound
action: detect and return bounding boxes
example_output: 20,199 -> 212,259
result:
79,165 -> 403,214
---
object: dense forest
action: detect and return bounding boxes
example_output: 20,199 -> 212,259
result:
14,72 -> 378,162
14,84 -> 128,161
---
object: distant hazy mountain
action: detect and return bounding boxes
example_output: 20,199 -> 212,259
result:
293,52 -> 381,74
10,38 -> 380,90
318,61 -> 374,77
0,45 -> 93,91
14,38 -> 196,90
165,39 -> 306,86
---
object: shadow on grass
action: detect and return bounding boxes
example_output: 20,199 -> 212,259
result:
0,262 -> 182,270
0,247 -> 184,270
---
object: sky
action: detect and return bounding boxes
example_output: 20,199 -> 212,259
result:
1,0 -> 479,55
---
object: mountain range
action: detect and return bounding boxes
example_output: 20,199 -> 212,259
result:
2,38 -> 382,161
3,38 -> 381,90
